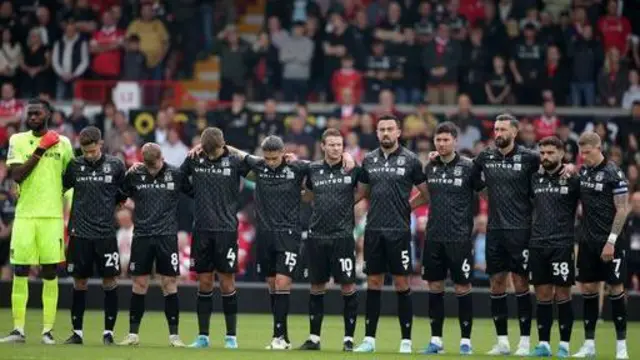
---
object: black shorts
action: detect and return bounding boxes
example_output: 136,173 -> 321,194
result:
306,236 -> 356,285
577,242 -> 626,285
129,235 -> 179,277
422,240 -> 473,285
191,230 -> 238,274
0,238 -> 9,267
256,230 -> 300,279
66,236 -> 121,278
486,229 -> 530,276
529,245 -> 575,287
363,230 -> 412,276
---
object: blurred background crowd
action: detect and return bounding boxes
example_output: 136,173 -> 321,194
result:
0,0 -> 639,291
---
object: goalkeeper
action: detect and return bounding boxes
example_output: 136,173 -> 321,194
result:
0,99 -> 74,344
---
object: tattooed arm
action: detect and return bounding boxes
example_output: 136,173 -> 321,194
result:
610,193 -> 630,238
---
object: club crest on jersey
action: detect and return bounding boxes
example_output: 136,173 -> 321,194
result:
341,168 -> 347,175
319,169 -> 324,175
453,166 -> 462,176
373,157 -> 378,163
141,175 -> 146,181
595,172 -> 604,182
221,158 -> 230,167
199,158 -> 204,164
397,156 -> 406,166
559,178 -> 567,185
618,170 -> 624,178
103,163 -> 111,173
164,172 -> 173,182
80,165 -> 85,172
513,155 -> 521,162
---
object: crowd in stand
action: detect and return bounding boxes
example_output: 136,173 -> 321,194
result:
0,0 -> 640,288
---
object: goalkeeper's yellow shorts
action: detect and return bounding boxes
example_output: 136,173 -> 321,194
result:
10,218 -> 65,265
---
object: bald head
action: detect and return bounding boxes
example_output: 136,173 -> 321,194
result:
142,143 -> 163,169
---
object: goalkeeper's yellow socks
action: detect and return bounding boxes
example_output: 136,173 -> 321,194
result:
42,278 -> 59,333
11,276 -> 28,334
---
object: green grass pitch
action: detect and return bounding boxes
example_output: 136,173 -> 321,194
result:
0,310 -> 637,359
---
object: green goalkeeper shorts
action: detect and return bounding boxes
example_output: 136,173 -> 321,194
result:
10,218 -> 65,265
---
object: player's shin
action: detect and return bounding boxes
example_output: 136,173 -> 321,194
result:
11,274 -> 29,334
556,297 -> 574,347
308,288 -> 325,341
609,290 -> 627,342
274,274 -> 291,341
41,267 -> 59,334
129,276 -> 148,335
456,289 -> 473,343
342,288 -> 358,340
397,287 -> 413,341
582,291 -> 599,341
364,288 -> 382,338
428,290 -> 444,344
536,299 -> 553,343
71,283 -> 87,336
490,292 -> 509,339
222,290 -> 238,337
103,281 -> 118,334
161,277 -> 180,336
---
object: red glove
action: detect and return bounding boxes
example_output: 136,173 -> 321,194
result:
39,130 -> 60,150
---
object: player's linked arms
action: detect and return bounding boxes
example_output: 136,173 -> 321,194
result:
354,183 -> 369,204
410,183 -> 430,210
602,193 -> 631,262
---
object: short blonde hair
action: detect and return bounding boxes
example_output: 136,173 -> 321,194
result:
578,131 -> 602,147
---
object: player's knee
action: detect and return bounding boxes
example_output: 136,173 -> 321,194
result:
511,273 -> 529,292
198,273 -> 215,292
454,283 -> 471,295
13,265 -> 30,277
340,283 -> 356,295
393,275 -> 410,292
554,287 -> 571,302
102,277 -> 117,290
74,278 -> 89,290
367,275 -> 384,289
274,274 -> 291,290
429,281 -> 445,293
219,274 -> 235,294
132,276 -> 150,294
311,283 -> 326,294
534,285 -> 554,302
40,265 -> 57,280
608,283 -> 625,297
580,282 -> 599,294
266,277 -> 276,292
160,276 -> 178,295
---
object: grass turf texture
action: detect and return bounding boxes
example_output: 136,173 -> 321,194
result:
0,310 -> 637,359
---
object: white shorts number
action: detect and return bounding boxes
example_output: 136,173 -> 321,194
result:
170,253 -> 179,266
612,258 -> 622,278
522,249 -> 530,264
401,250 -> 410,266
339,258 -> 353,272
104,252 -> 120,270
284,252 -> 297,267
461,258 -> 471,273
552,262 -> 570,276
226,248 -> 237,264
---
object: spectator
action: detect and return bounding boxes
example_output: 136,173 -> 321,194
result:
448,94 -> 481,151
627,35 -> 640,71
279,21 -> 313,102
331,55 -> 363,104
509,23 -> 544,105
267,16 -> 288,50
33,6 -> 58,46
119,128 -> 142,167
0,83 -> 21,146
598,47 -> 628,107
556,123 -> 578,163
0,29 -> 20,86
480,0 -> 508,59
93,100 -> 116,135
462,27 -> 489,105
374,1 -> 404,55
255,97 -> 285,143
402,100 -> 437,151
626,192 -> 640,291
622,69 -> 640,110
518,120 -> 537,149
328,87 -> 364,134
284,112 -> 316,159
89,10 -> 125,80
52,18 -> 89,100
369,88 -> 404,123
356,110 -> 377,151
71,0 -> 98,36
353,10 -> 374,54
364,40 -> 397,102
160,127 -> 189,167
252,31 -> 280,100
444,0 -> 469,42
126,3 -> 169,80
323,12 -> 358,101
214,25 -> 253,101
219,91 -> 255,152
538,11 -> 564,49
305,15 -> 326,99
533,100 -> 561,141
485,55 -> 513,106
567,6 -> 589,41
104,110 -> 130,154
541,45 -> 570,105
19,29 -> 50,98
597,0 -> 631,54
0,2 -> 17,33
67,99 -> 90,136
414,1 -> 435,45
185,100 -> 215,141
152,110 -> 170,145
423,23 -> 461,105
568,24 -> 601,106
395,28 -> 424,104
120,35 -> 147,80
519,7 -> 540,31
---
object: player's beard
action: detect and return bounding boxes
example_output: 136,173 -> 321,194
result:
542,159 -> 560,171
26,120 -> 46,132
380,137 -> 396,149
495,135 -> 512,149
